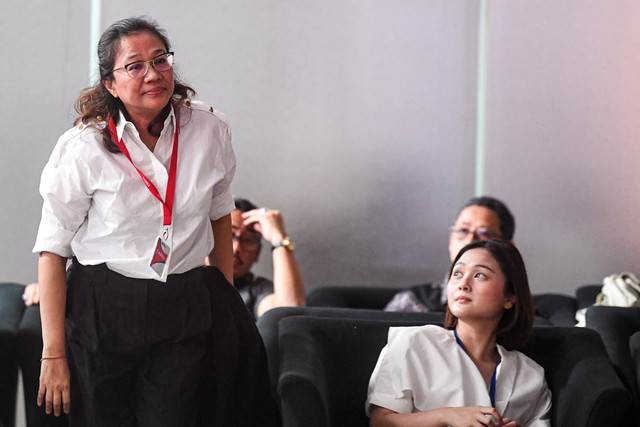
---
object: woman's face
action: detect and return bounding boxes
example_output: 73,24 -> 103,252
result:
447,248 -> 514,324
103,31 -> 174,122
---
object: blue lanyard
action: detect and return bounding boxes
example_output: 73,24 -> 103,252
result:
454,329 -> 498,407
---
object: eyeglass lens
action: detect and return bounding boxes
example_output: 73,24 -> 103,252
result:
452,227 -> 496,240
232,234 -> 260,251
125,53 -> 173,78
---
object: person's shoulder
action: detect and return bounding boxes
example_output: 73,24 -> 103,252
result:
388,324 -> 448,346
59,120 -> 103,143
499,345 -> 546,376
53,121 -> 106,158
181,100 -> 231,139
183,100 -> 229,124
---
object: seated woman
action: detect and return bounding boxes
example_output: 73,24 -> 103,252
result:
366,240 -> 551,426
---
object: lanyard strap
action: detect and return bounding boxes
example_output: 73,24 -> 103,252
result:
108,116 -> 179,226
454,329 -> 499,407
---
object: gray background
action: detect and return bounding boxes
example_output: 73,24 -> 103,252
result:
3,1 -> 640,297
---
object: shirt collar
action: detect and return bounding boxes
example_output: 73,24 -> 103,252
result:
113,104 -> 177,141
234,271 -> 255,289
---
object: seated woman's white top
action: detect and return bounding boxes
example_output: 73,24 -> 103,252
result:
366,325 -> 551,427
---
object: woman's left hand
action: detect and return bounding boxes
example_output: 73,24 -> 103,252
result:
38,358 -> 71,416
497,419 -> 521,427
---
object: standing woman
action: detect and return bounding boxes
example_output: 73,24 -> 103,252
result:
33,17 -> 235,426
367,240 -> 552,426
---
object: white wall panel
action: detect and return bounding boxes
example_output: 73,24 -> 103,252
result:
5,1 -> 639,297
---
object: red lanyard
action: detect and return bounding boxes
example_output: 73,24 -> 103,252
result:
108,116 -> 179,226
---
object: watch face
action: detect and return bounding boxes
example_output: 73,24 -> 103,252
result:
283,237 -> 295,251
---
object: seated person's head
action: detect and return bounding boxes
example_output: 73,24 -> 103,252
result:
448,196 -> 515,262
445,239 -> 534,350
232,197 -> 262,279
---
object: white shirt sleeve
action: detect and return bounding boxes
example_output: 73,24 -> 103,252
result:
523,374 -> 552,426
208,108 -> 236,221
33,130 -> 94,257
366,327 -> 420,415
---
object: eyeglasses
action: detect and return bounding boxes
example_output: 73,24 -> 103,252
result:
111,52 -> 174,79
232,233 -> 261,252
449,226 -> 502,241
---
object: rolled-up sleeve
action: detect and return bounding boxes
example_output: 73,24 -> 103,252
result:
33,137 -> 92,257
208,113 -> 236,221
366,330 -> 416,416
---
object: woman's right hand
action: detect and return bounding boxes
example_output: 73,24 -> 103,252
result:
38,357 -> 71,416
370,404 -> 504,426
439,406 -> 504,426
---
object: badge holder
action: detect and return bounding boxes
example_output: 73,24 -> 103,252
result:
150,225 -> 173,279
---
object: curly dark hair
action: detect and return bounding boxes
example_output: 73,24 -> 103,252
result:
74,16 -> 195,152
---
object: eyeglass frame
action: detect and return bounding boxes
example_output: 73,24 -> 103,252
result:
110,52 -> 175,79
449,226 -> 502,241
232,232 -> 262,252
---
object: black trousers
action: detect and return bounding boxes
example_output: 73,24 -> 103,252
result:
197,267 -> 279,426
65,262 -> 210,427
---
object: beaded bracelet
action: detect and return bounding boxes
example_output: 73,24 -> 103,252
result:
40,355 -> 66,363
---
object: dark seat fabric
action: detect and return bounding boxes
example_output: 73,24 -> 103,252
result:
278,317 -> 434,427
306,286 -> 400,310
307,285 -> 576,326
520,326 -> 633,426
576,284 -> 602,309
630,331 -> 640,402
586,305 -> 640,422
256,307 -> 445,408
532,293 -> 577,326
277,317 -> 632,427
0,283 -> 27,427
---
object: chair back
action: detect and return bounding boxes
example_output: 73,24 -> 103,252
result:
531,293 -> 577,326
0,283 -> 27,427
576,284 -> 602,309
278,317 -> 632,427
306,286 -> 399,309
278,317 -> 430,427
257,306 -> 444,402
586,305 -> 640,421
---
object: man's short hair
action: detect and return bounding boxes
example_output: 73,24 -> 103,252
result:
234,197 -> 258,213
461,196 -> 515,240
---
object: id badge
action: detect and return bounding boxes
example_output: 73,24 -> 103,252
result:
150,225 -> 173,278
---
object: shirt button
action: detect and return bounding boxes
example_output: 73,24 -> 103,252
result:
185,100 -> 191,107
77,124 -> 84,130
96,115 -> 103,122
209,106 -> 214,112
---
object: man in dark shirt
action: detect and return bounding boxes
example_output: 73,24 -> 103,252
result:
231,197 -> 306,319
385,196 -> 515,312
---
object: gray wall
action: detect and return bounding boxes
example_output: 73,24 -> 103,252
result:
3,1 -> 640,296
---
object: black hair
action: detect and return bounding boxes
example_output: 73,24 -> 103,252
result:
461,196 -> 515,240
234,197 -> 258,213
444,239 -> 534,350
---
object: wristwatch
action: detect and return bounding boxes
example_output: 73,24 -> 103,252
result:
272,236 -> 295,252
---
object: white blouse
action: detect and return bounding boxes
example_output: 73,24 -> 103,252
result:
366,325 -> 551,426
33,101 -> 236,281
